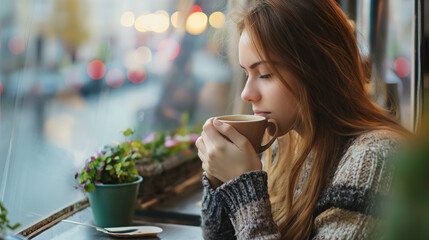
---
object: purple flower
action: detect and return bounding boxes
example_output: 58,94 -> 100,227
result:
85,161 -> 90,172
97,152 -> 104,157
74,185 -> 79,189
142,132 -> 156,144
80,183 -> 86,190
164,136 -> 177,148
189,133 -> 199,143
126,140 -> 132,144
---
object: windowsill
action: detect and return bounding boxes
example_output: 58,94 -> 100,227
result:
21,173 -> 203,239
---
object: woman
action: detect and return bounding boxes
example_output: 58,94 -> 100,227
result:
195,0 -> 408,239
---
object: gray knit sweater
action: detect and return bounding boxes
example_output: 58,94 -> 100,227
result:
201,130 -> 401,239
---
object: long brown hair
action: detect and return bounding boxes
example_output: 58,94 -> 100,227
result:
237,0 -> 408,239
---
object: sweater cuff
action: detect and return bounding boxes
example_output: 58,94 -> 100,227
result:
202,172 -> 217,195
215,171 -> 269,216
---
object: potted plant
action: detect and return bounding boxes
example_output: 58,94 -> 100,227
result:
75,128 -> 143,228
0,202 -> 26,240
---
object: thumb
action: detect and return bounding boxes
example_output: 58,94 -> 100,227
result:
213,119 -> 249,149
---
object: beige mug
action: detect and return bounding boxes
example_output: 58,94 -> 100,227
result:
215,115 -> 279,153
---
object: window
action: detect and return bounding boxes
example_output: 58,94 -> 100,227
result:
0,0 -> 232,232
355,0 -> 415,131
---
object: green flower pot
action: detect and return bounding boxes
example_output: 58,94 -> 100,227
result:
88,176 -> 143,227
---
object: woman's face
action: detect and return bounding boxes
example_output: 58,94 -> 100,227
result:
238,31 -> 298,136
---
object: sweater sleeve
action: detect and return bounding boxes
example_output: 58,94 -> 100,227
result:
215,171 -> 280,239
311,131 -> 399,239
201,173 -> 236,240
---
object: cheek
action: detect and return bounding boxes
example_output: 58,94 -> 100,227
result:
271,103 -> 298,136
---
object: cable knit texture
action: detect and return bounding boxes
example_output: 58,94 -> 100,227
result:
201,130 -> 401,239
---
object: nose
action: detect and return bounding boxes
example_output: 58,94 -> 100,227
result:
241,78 -> 261,103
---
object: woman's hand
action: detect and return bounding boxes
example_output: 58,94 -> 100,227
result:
195,118 -> 262,183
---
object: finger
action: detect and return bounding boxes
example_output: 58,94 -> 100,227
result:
195,136 -> 207,154
202,117 -> 214,129
212,119 -> 249,149
198,150 -> 206,163
198,151 -> 209,172
202,118 -> 230,148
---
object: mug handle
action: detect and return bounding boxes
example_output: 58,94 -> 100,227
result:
259,119 -> 279,153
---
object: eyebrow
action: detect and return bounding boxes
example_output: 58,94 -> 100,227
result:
239,60 -> 268,70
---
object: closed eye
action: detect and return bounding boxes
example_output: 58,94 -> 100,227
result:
260,74 -> 272,79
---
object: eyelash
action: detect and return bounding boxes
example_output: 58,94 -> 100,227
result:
260,74 -> 272,79
243,73 -> 272,81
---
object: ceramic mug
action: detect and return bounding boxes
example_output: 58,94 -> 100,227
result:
215,114 -> 278,153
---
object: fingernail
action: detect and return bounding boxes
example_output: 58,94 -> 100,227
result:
213,119 -> 223,126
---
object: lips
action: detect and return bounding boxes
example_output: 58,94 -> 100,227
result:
253,111 -> 270,118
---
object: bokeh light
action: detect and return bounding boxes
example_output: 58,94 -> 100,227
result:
0,83 -> 3,96
121,11 -> 135,27
394,57 -> 411,78
158,38 -> 180,60
186,12 -> 208,35
135,46 -> 152,64
123,47 -> 152,68
105,68 -> 125,88
209,11 -> 225,29
135,11 -> 169,33
135,15 -> 148,32
190,5 -> 202,14
8,36 -> 25,55
171,11 -> 183,28
153,10 -> 170,33
87,60 -> 106,80
127,66 -> 147,84
65,72 -> 85,90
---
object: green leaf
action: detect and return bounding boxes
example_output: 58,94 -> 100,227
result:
123,128 -> 134,136
115,163 -> 122,173
105,165 -> 113,171
8,223 -> 20,230
131,152 -> 141,159
104,151 -> 113,158
85,183 -> 95,192
131,141 -> 142,148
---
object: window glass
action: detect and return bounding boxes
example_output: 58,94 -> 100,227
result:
385,0 -> 414,130
356,0 -> 415,131
0,0 -> 231,231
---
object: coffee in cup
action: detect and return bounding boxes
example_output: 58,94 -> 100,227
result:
215,114 -> 278,153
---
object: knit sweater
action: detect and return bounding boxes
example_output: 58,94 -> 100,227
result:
201,130 -> 401,239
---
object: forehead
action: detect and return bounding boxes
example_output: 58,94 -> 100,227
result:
239,31 -> 263,65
